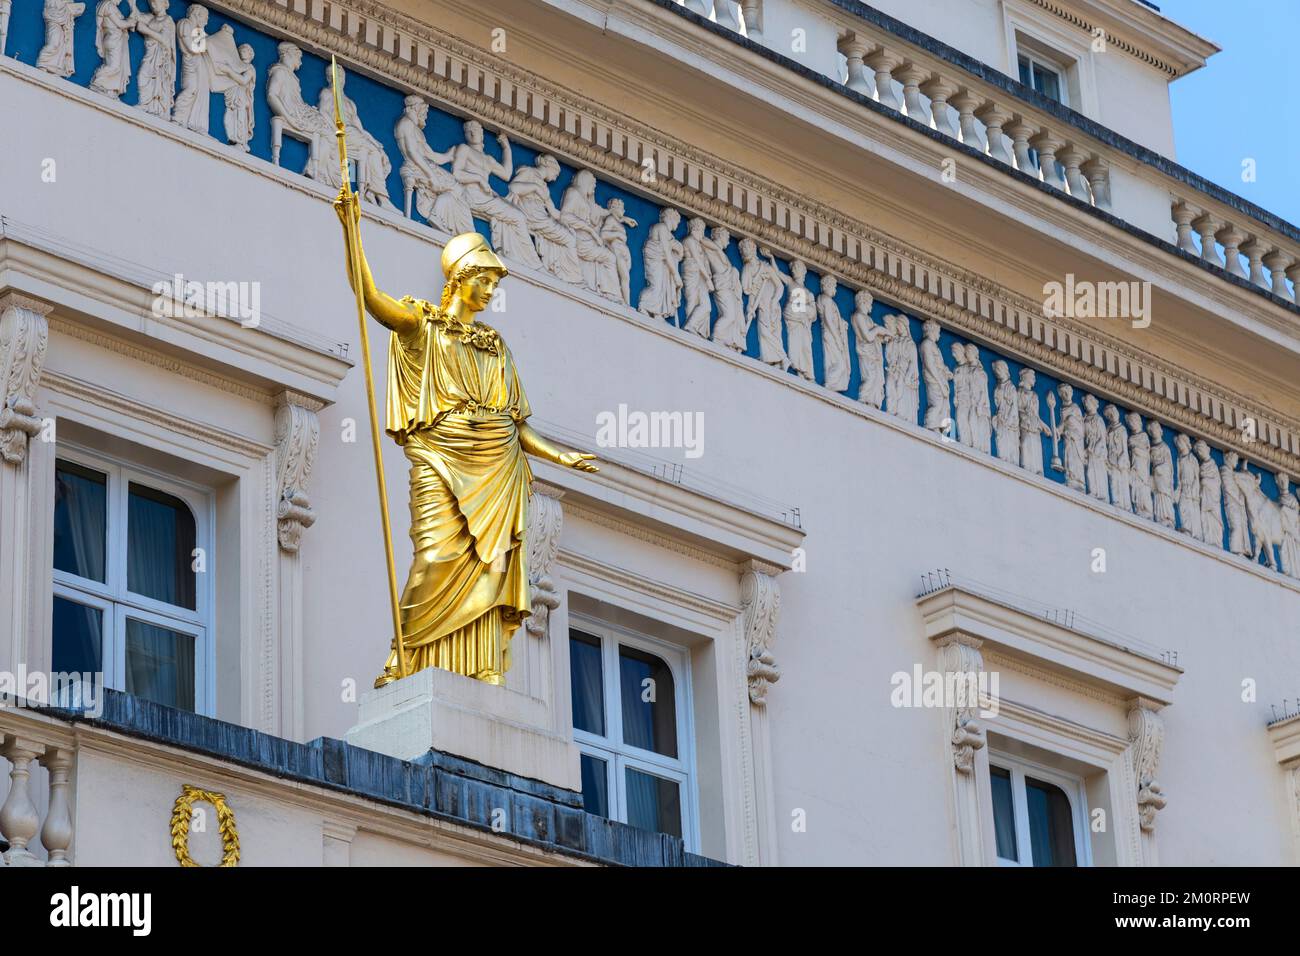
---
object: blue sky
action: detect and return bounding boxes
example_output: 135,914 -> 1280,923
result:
1164,1 -> 1299,224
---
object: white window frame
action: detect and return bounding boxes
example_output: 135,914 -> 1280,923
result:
990,752 -> 1092,868
1016,49 -> 1068,106
51,443 -> 214,715
568,614 -> 701,852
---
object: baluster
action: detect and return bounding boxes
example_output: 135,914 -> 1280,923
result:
974,102 -> 1012,164
1005,117 -> 1036,175
950,89 -> 985,151
1287,264 -> 1300,305
39,747 -> 74,867
837,34 -> 875,97
1263,252 -> 1293,298
1171,201 -> 1200,254
1239,238 -> 1270,289
1030,132 -> 1066,189
864,48 -> 902,112
739,0 -> 763,40
1192,214 -> 1223,266
683,0 -> 712,16
894,63 -> 928,122
0,737 -> 43,867
1058,144 -> 1090,197
1080,157 -> 1111,211
920,76 -> 958,138
713,0 -> 741,31
1215,226 -> 1248,278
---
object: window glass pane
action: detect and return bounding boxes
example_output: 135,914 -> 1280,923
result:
1026,775 -> 1078,867
125,618 -> 196,712
1034,64 -> 1062,102
52,596 -> 103,677
128,482 -> 197,610
990,765 -> 1018,861
53,461 -> 107,583
569,630 -> 605,736
625,767 -> 682,839
1017,55 -> 1032,87
579,753 -> 609,818
619,645 -> 677,757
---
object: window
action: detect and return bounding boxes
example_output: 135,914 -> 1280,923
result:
1017,51 -> 1065,104
568,622 -> 698,849
990,755 -> 1090,866
52,449 -> 211,714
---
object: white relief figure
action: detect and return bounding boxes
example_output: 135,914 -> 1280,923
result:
397,96 -> 474,235
561,170 -> 620,298
739,241 -> 789,370
1277,472 -> 1300,577
1173,433 -> 1202,539
949,343 -> 972,445
1234,466 -> 1282,570
1221,451 -> 1252,556
450,121 -> 537,261
89,0 -> 137,98
1082,395 -> 1109,502
887,315 -> 920,423
1104,405 -> 1132,512
172,5 -> 217,133
1054,383 -> 1084,491
638,208 -> 684,322
37,0 -> 86,78
1127,412 -> 1154,519
267,42 -> 333,178
1196,440 -> 1223,547
134,0 -> 177,119
851,291 -> 885,408
319,66 -> 393,208
1017,370 -> 1051,476
817,276 -> 851,392
680,218 -> 714,337
1148,421 -> 1176,529
599,198 -> 637,306
966,344 -> 992,454
919,320 -> 951,431
991,360 -> 1019,466
217,43 -> 256,152
705,227 -> 747,351
779,260 -> 816,381
509,155 -> 582,282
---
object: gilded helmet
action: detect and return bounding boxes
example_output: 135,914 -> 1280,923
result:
441,232 -> 508,281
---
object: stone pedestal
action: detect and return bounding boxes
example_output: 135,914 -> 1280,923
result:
345,665 -> 581,792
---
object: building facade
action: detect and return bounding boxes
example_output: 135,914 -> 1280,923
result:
1,0 -> 1299,866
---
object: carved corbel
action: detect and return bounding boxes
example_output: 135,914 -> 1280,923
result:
936,633 -> 987,774
741,561 -> 782,705
273,392 -> 321,553
0,294 -> 51,466
1128,699 -> 1167,832
525,483 -> 564,638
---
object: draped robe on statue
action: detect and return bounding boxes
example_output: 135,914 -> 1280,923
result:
382,297 -> 533,682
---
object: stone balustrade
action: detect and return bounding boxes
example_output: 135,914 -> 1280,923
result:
0,712 -> 76,867
1171,200 -> 1300,304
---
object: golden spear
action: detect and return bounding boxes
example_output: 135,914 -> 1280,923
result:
332,55 -> 408,679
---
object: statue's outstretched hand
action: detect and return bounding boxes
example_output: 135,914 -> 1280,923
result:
560,451 -> 599,473
333,188 -> 360,230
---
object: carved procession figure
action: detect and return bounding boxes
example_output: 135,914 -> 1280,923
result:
89,0 -> 137,99
1221,450 -> 1252,556
37,0 -> 87,78
599,198 -> 637,306
680,218 -> 714,338
1103,404 -> 1131,512
1054,384 -> 1084,492
991,360 -> 1019,465
134,0 -> 177,119
1127,412 -> 1154,519
886,315 -> 920,423
1082,394 -> 1108,502
319,66 -> 393,207
1196,440 -> 1223,547
450,121 -> 537,263
218,43 -> 256,152
507,155 -> 579,282
561,170 -> 619,298
397,95 -> 474,235
1148,421 -> 1176,529
919,320 -> 951,431
704,227 -> 747,351
1173,433 -> 1202,539
851,291 -> 885,408
1278,472 -> 1300,577
739,241 -> 788,370
817,275 -> 851,392
172,5 -> 217,133
1017,370 -> 1051,476
1234,465 -> 1282,570
779,260 -> 816,381
966,344 -> 992,454
267,42 -> 334,178
950,343 -> 972,446
638,208 -> 684,322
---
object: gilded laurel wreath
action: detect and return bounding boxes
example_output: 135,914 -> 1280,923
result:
170,785 -> 240,867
